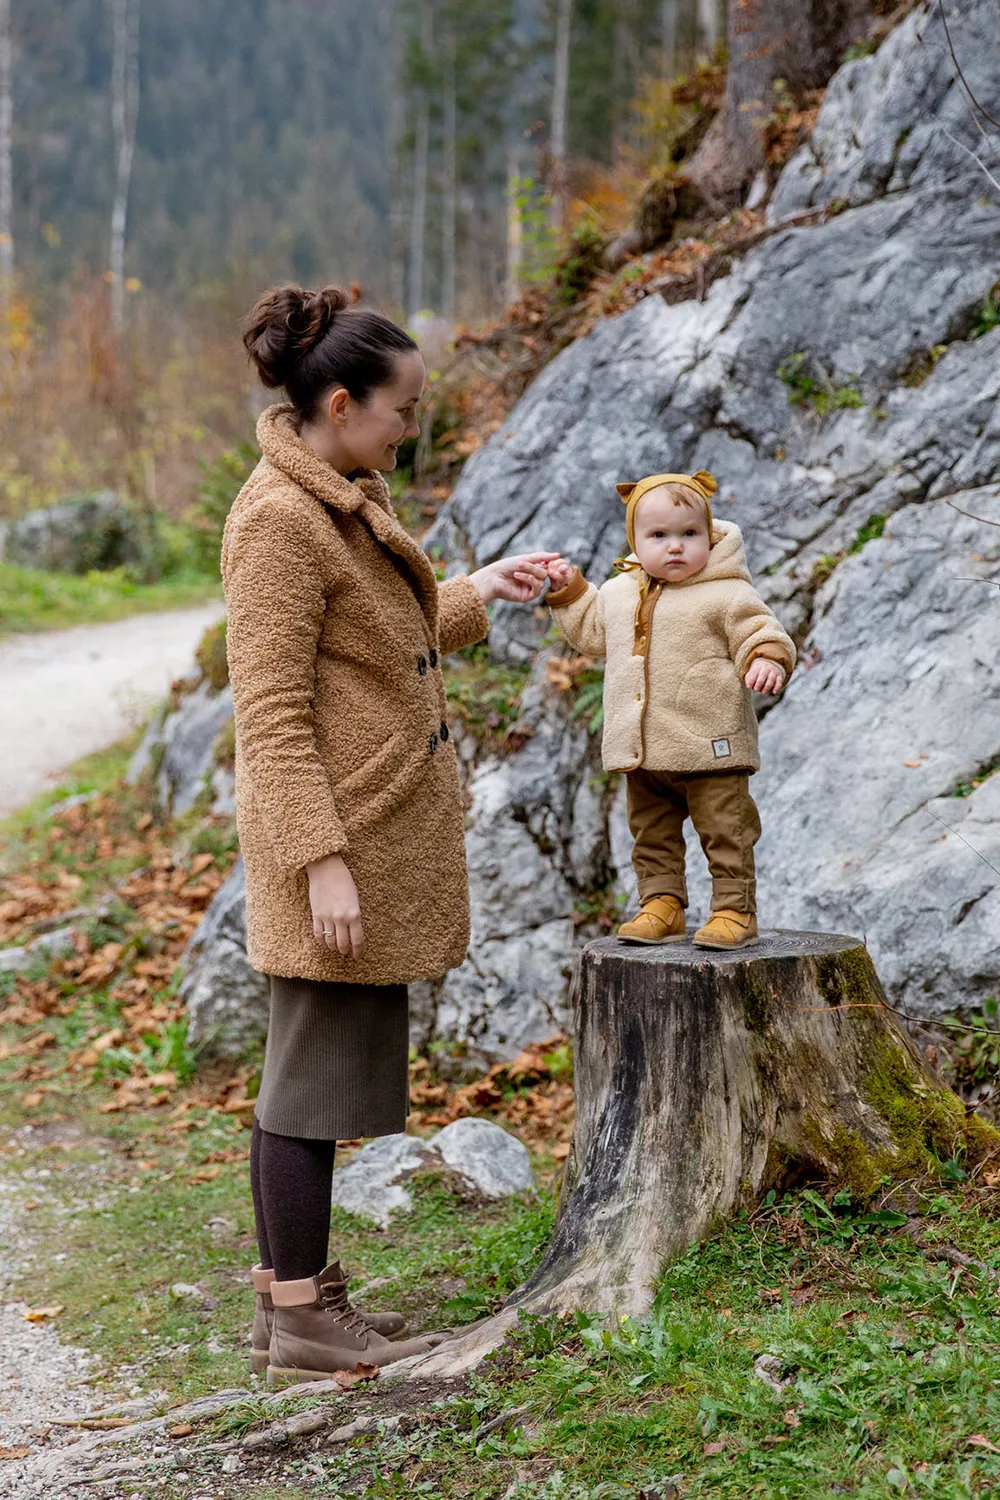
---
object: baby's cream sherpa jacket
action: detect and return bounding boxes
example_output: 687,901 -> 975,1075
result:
549,520 -> 795,775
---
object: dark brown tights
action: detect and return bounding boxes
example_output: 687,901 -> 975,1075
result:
250,1117 -> 336,1282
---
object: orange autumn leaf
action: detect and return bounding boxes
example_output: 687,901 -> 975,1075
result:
20,1305 -> 64,1322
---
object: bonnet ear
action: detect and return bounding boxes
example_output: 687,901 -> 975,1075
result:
692,469 -> 718,497
616,482 -> 637,502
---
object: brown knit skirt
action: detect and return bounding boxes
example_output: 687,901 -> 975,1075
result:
254,976 -> 410,1141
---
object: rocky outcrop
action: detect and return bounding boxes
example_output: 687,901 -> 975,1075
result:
127,678 -> 234,817
4,492 -> 147,575
179,860 -> 270,1058
176,1 -> 1000,1061
430,1 -> 1000,658
421,0 -> 1000,1028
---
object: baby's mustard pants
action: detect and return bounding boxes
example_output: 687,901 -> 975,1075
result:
626,768 -> 761,915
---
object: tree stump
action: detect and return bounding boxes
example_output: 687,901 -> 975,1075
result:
402,930 -> 996,1378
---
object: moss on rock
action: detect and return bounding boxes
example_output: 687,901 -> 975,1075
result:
195,619 -> 229,693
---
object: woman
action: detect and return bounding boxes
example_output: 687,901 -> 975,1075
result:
223,283 -> 557,1385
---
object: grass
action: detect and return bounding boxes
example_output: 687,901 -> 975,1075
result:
0,558 -> 222,636
778,353 -> 865,416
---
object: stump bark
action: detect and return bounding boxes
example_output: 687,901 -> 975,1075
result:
403,930 -> 995,1377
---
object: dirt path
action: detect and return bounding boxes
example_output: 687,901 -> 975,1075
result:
0,604 -> 226,818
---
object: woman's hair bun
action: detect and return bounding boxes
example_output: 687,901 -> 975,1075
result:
243,283 -> 349,390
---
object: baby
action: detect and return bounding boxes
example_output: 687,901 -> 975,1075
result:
546,470 -> 795,949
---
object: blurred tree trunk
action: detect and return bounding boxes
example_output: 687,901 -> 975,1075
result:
661,0 -> 677,77
0,0 -> 13,280
407,1 -> 432,321
108,0 -> 140,336
611,0 -> 640,159
691,0 -> 874,204
549,0 -> 573,233
505,140 -> 522,307
696,0 -> 721,58
441,24 -> 457,326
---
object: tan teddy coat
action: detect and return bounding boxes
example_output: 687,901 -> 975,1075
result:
549,520 -> 795,775
221,404 -> 489,986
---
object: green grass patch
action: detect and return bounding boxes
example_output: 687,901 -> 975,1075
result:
0,559 -> 222,636
778,352 -> 864,416
444,641 -> 533,750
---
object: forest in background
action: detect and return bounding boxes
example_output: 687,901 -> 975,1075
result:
0,0 -> 888,546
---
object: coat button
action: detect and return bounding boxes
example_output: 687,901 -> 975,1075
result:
417,655 -> 428,676
440,722 -> 450,742
429,732 -> 438,754
429,648 -> 439,668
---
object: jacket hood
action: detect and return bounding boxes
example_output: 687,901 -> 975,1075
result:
622,518 -> 751,588
255,403 -> 393,516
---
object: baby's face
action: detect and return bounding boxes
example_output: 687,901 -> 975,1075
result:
633,489 -> 711,582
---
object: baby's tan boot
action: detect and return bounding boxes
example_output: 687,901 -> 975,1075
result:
618,895 -> 686,945
693,909 -> 758,949
267,1262 -> 446,1387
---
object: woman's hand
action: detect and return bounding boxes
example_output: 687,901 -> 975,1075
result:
744,659 -> 786,696
305,853 -> 365,958
469,552 -> 563,605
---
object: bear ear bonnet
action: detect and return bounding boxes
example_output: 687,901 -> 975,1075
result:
616,482 -> 636,501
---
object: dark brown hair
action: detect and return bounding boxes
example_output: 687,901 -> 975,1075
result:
242,283 -> 419,420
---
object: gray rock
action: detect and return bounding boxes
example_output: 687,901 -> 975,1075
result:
433,1117 -> 535,1199
5,491 -> 147,575
754,492 -> 1000,1021
179,861 -> 270,1058
0,926 -> 79,973
329,1135 -> 431,1227
329,1121 -> 535,1227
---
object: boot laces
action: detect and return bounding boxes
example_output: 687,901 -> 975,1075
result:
318,1275 -> 370,1337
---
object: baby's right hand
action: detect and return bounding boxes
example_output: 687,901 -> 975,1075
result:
546,559 -> 576,590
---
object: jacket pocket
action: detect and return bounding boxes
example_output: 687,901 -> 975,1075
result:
676,658 -> 743,737
332,727 -> 430,836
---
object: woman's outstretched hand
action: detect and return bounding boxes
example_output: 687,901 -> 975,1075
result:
469,552 -> 563,605
305,853 -> 365,958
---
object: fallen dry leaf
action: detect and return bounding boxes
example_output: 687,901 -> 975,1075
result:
168,1423 -> 193,1438
0,1447 -> 32,1460
966,1435 -> 1000,1453
189,1166 -> 221,1183
703,1440 -> 725,1456
332,1362 -> 379,1390
20,1305 -> 64,1322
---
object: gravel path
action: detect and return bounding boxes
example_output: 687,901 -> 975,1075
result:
0,603 -> 226,818
0,1143 -> 108,1499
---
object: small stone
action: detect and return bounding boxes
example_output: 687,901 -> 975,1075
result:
169,1283 -> 207,1305
222,1453 -> 242,1474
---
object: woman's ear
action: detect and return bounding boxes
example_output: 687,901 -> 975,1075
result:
616,482 -> 636,501
327,386 -> 350,427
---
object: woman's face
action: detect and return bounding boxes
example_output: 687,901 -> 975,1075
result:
329,350 -> 426,472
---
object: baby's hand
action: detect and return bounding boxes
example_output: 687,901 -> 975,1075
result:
546,558 -> 576,590
745,659 -> 786,696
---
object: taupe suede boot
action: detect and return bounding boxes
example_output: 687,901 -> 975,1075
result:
250,1264 -> 275,1374
250,1261 -> 411,1373
267,1262 -> 445,1387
